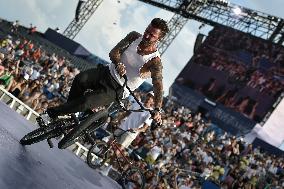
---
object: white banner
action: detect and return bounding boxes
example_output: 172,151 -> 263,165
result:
246,97 -> 284,149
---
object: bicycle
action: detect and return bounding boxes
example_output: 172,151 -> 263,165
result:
20,76 -> 155,188
55,75 -> 156,150
20,110 -> 107,148
20,88 -> 120,148
86,128 -> 146,189
20,75 -> 154,151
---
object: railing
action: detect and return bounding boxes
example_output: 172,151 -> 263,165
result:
70,142 -> 89,159
0,87 -> 90,160
0,20 -> 94,161
0,87 -> 39,123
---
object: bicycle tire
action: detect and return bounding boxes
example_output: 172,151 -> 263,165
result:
20,127 -> 59,146
86,141 -> 110,169
58,110 -> 108,149
121,167 -> 145,189
85,115 -> 108,134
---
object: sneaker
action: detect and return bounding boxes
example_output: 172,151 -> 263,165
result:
40,112 -> 53,125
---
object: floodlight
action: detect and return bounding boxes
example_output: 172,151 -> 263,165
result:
233,6 -> 242,15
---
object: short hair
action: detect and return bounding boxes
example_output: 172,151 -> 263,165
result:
150,18 -> 169,38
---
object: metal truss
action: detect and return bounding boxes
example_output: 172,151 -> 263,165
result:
63,0 -> 284,53
158,14 -> 188,55
63,0 -> 104,39
138,0 -> 284,50
158,0 -> 206,55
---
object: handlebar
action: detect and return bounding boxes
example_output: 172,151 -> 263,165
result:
120,75 -> 156,117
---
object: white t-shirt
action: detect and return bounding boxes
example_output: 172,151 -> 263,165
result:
119,101 -> 152,131
203,154 -> 213,165
30,70 -> 40,80
181,131 -> 191,140
268,165 -> 278,174
148,146 -> 162,161
245,167 -> 256,179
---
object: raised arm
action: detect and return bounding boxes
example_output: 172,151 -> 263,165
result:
109,31 -> 141,65
149,57 -> 163,109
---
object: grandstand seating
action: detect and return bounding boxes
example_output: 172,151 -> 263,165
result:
0,19 -> 96,71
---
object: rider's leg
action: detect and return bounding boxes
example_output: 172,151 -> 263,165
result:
47,88 -> 116,118
46,65 -> 120,118
67,67 -> 105,102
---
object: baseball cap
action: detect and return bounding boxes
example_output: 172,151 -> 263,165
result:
147,91 -> 154,97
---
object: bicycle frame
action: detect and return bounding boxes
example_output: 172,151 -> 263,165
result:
107,136 -> 134,172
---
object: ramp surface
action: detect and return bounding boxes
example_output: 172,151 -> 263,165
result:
0,102 -> 121,189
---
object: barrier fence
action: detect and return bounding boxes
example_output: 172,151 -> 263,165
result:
0,86 -> 89,159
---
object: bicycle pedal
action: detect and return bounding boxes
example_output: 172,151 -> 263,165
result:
36,117 -> 46,128
57,115 -> 72,119
36,116 -> 43,123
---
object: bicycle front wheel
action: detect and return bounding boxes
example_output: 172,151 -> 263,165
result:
58,110 -> 108,149
121,167 -> 145,189
87,141 -> 110,169
20,127 -> 59,145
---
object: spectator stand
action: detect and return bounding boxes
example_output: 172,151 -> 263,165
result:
0,18 -> 98,166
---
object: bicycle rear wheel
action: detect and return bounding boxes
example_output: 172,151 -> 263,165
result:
86,141 -> 110,169
58,110 -> 108,149
121,167 -> 145,189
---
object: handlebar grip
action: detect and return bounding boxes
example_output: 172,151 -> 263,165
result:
150,110 -> 155,117
122,75 -> 127,81
149,110 -> 162,127
153,119 -> 162,126
150,120 -> 162,131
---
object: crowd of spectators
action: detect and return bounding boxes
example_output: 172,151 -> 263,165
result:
1,21 -> 283,189
187,27 -> 284,121
0,33 -> 80,113
89,92 -> 284,189
125,94 -> 284,188
194,46 -> 283,98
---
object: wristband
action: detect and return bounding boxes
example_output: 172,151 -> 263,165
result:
154,107 -> 163,113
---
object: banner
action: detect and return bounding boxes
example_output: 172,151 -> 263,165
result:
254,97 -> 284,147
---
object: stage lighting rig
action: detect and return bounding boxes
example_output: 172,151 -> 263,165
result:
207,0 -> 229,6
137,0 -> 284,47
63,0 -> 284,52
233,6 -> 242,15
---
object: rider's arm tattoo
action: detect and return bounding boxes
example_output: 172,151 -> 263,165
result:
149,57 -> 164,108
109,31 -> 141,65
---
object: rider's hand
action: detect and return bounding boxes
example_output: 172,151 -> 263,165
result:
116,63 -> 126,77
152,111 -> 162,124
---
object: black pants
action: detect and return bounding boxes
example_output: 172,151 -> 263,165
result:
49,65 -> 123,116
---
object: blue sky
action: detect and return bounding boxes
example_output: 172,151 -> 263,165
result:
0,0 -> 283,93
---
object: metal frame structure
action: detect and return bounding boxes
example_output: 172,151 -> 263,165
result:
63,0 -> 104,39
138,0 -> 284,53
157,14 -> 188,54
157,0 -> 205,54
63,0 -> 284,54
